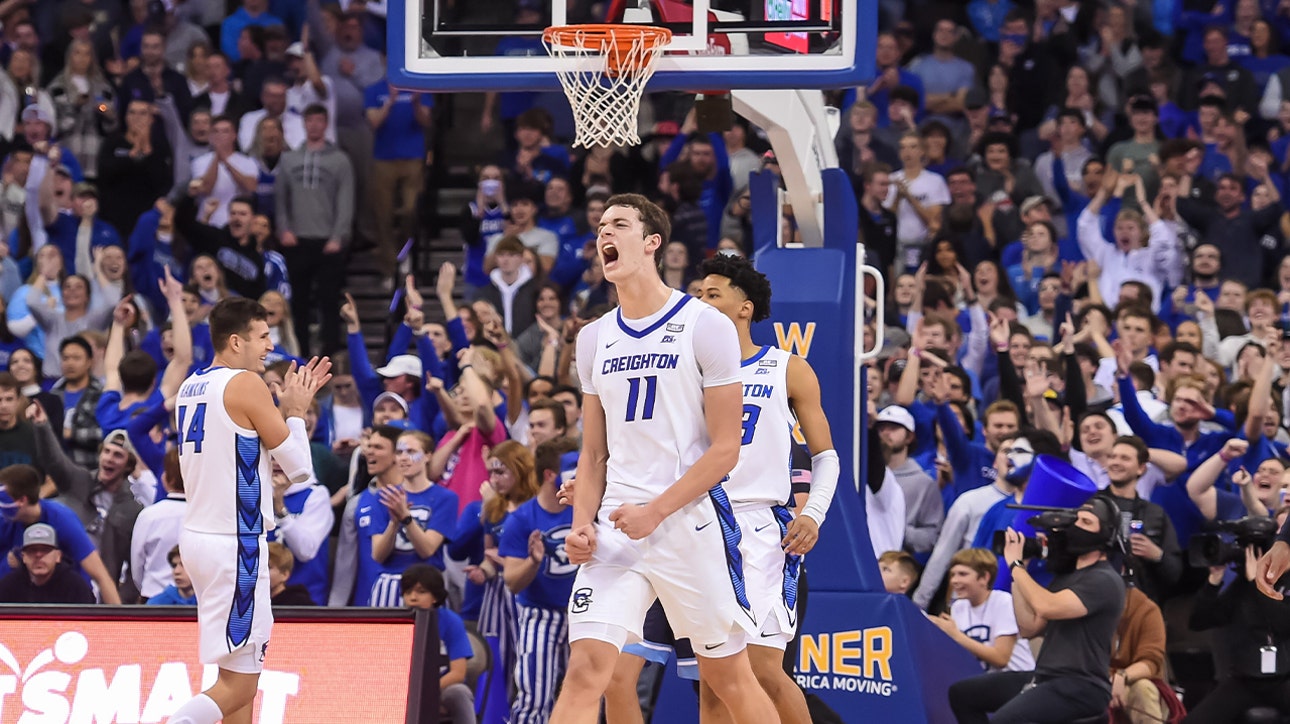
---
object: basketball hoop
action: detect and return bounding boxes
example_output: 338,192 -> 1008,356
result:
543,24 -> 672,148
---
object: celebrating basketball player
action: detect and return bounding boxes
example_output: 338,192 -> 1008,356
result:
549,194 -> 778,724
694,254 -> 838,723
600,255 -> 839,724
168,298 -> 331,724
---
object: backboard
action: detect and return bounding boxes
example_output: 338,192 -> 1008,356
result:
387,0 -> 874,93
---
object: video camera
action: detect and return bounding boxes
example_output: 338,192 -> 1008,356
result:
1187,516 -> 1277,568
989,506 -> 1084,560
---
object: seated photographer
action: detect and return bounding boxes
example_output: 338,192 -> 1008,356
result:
949,498 -> 1127,724
1093,436 -> 1182,605
1187,539 -> 1290,723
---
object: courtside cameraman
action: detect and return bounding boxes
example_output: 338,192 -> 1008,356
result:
948,498 -> 1126,724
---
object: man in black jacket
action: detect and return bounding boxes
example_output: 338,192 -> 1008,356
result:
0,524 -> 95,604
175,193 -> 268,300
1094,436 -> 1183,605
117,29 -> 193,122
857,161 -> 898,284
477,235 -> 539,338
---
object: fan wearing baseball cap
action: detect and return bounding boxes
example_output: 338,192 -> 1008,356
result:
0,522 -> 95,603
876,405 -> 945,555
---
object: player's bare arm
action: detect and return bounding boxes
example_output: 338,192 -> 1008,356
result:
568,392 -> 608,564
609,381 -> 742,539
158,266 -> 194,399
784,354 -> 838,555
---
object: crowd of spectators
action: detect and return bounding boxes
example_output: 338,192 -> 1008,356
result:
7,0 -> 1290,721
853,1 -> 1290,720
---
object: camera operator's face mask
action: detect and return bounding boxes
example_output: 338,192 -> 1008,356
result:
1047,506 -> 1115,574
1003,438 -> 1036,485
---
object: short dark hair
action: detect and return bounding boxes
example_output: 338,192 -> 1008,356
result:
516,107 -> 553,136
1056,107 -> 1086,126
209,298 -> 269,353
534,436 -> 579,483
1114,435 -> 1150,465
1160,341 -> 1200,364
861,161 -> 892,185
400,564 -> 447,606
551,384 -> 582,407
604,193 -> 671,270
119,350 -> 158,394
211,114 -> 236,130
1128,361 -> 1155,392
523,375 -> 558,399
889,84 -> 920,107
370,424 -> 404,447
529,398 -> 568,432
0,464 -> 41,504
167,545 -> 183,567
697,253 -> 773,322
978,131 -> 1016,159
303,103 -> 328,119
665,162 -> 704,203
0,372 -> 18,393
59,336 -> 92,359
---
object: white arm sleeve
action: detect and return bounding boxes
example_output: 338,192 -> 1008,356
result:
692,306 -> 741,387
800,449 -> 838,527
268,417 -> 315,484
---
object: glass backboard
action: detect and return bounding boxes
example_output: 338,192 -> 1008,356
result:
387,0 -> 873,92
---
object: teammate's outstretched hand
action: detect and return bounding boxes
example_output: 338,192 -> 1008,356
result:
565,523 -> 597,564
1257,540 -> 1290,599
782,515 -> 819,555
608,503 -> 663,540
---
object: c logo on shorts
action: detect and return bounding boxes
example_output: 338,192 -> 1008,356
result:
571,587 -> 594,613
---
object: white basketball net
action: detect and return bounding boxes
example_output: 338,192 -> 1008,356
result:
544,26 -> 670,148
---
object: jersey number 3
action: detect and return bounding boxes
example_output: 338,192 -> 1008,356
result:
741,404 -> 761,445
177,403 -> 208,453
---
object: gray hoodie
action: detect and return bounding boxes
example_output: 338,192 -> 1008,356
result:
275,141 -> 355,246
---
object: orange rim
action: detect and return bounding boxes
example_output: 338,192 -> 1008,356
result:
544,24 -> 672,73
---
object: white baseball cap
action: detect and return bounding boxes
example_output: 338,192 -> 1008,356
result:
875,405 -> 915,433
375,354 -> 422,379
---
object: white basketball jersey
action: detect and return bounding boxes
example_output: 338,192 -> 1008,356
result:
727,346 -> 796,508
585,291 -> 738,508
176,366 -> 274,536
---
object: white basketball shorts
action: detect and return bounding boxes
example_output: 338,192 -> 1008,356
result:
567,485 -> 758,657
180,529 -> 274,674
735,505 -> 801,650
